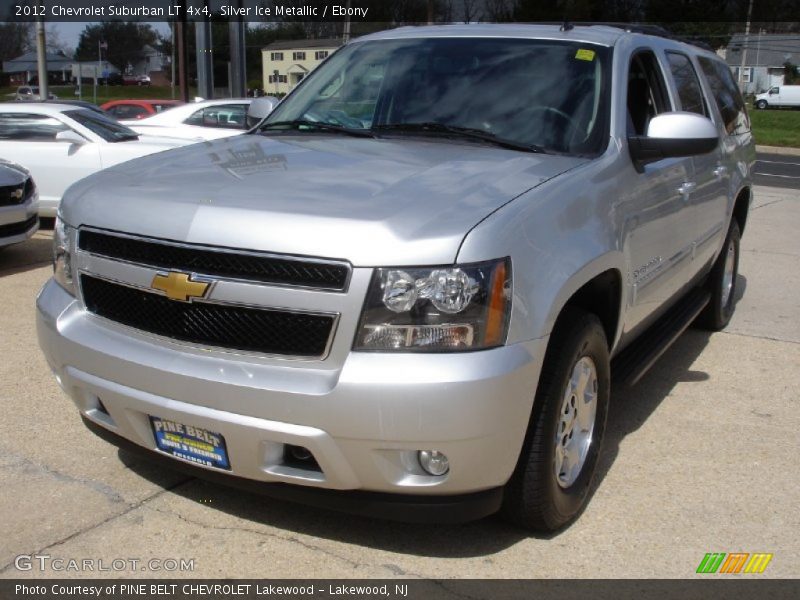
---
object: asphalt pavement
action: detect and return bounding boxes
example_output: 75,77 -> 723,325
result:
754,151 -> 800,189
0,184 -> 798,580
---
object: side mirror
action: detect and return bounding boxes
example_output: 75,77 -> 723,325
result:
628,112 -> 718,165
55,130 -> 87,145
246,96 -> 280,128
769,89 -> 776,95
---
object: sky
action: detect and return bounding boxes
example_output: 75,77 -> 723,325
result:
52,21 -> 172,52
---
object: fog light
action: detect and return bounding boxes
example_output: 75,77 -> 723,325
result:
418,450 -> 449,476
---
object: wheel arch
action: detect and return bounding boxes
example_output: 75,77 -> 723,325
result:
541,254 -> 626,351
732,186 -> 751,235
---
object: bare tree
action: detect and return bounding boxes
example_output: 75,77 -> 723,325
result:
0,22 -> 33,63
462,0 -> 483,22
483,0 -> 516,21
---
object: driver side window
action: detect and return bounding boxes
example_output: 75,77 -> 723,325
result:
627,51 -> 671,136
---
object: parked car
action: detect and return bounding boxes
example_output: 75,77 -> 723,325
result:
754,84 -> 800,109
37,24 -> 754,531
119,98 -> 254,141
0,159 -> 39,249
123,74 -> 151,86
101,99 -> 184,120
0,104 -> 192,216
42,100 -> 107,115
14,86 -> 58,101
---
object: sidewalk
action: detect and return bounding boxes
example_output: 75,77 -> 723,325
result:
756,145 -> 800,156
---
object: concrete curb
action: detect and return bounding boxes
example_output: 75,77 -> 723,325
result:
756,145 -> 800,156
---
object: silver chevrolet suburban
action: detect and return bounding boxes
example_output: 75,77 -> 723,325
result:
37,24 -> 754,531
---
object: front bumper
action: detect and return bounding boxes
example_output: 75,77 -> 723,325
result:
0,202 -> 39,247
38,197 -> 59,218
37,278 -> 547,521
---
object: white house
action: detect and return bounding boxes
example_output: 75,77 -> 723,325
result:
726,32 -> 800,94
262,38 -> 343,95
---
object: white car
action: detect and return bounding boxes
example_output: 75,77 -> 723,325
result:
0,159 -> 38,248
120,99 -> 256,141
14,86 -> 58,101
0,103 -> 192,217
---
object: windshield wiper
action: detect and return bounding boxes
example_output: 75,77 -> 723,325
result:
373,122 -> 546,153
113,134 -> 139,142
258,119 -> 375,138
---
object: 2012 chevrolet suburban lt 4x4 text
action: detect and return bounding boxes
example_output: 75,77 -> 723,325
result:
37,24 -> 754,531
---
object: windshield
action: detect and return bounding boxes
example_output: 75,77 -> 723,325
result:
264,37 -> 611,156
65,109 -> 139,142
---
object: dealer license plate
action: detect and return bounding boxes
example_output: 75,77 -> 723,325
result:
149,416 -> 230,470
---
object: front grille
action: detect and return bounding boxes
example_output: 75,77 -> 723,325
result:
0,177 -> 32,207
79,230 -> 350,291
81,275 -> 336,358
0,214 -> 38,238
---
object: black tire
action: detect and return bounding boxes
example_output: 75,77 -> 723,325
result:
502,307 -> 610,531
696,221 -> 741,331
755,99 -> 768,110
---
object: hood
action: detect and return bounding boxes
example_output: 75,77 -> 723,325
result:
62,133 -> 586,266
0,159 -> 29,185
130,134 -> 195,149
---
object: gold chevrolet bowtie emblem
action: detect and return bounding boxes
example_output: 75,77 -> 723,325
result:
151,272 -> 210,302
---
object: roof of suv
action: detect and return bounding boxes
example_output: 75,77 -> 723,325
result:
355,23 -> 716,55
357,23 -> 628,46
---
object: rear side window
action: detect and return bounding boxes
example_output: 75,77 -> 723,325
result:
185,105 -> 248,129
666,52 -> 708,116
697,57 -> 750,134
108,105 -> 149,119
0,113 -> 69,141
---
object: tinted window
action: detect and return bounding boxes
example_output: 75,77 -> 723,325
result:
185,105 -> 248,129
65,110 -> 139,142
626,51 -> 671,136
666,52 -> 708,116
108,105 -> 149,119
0,113 -> 69,141
268,38 -> 612,156
698,57 -> 750,134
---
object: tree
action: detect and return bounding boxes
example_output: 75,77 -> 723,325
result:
0,22 -> 33,64
784,61 -> 800,84
74,22 -> 158,73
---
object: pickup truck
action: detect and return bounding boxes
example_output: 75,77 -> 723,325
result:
37,24 -> 754,531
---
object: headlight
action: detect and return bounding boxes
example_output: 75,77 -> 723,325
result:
354,258 -> 511,352
53,216 -> 76,296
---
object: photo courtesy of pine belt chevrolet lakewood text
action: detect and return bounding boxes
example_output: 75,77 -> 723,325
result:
37,24 -> 754,531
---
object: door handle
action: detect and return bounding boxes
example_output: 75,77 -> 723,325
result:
713,165 -> 728,178
677,182 -> 696,198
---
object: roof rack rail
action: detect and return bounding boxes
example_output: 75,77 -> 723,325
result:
549,22 -> 715,52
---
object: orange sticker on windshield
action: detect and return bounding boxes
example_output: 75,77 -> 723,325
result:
575,49 -> 596,61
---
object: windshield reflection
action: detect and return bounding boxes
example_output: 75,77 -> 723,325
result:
264,38 -> 610,156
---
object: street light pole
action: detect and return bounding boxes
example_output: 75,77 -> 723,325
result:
35,0 -> 48,100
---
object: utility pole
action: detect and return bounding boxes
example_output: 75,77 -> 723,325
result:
35,0 -> 48,100
171,21 -> 176,99
739,0 -> 754,93
343,0 -> 352,43
195,1 -> 214,100
176,0 -> 189,102
229,0 -> 247,97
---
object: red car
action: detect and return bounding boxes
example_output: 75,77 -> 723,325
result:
101,99 -> 184,120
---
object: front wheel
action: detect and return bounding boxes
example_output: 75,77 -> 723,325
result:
697,221 -> 741,331
755,99 -> 768,109
502,307 -> 610,531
